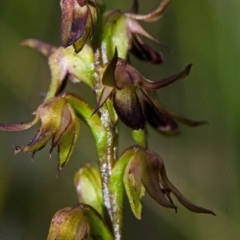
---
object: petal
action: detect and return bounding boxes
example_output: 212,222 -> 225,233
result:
131,35 -> 164,64
16,125 -> 55,154
142,89 -> 207,129
46,44 -> 95,99
154,151 -> 216,215
57,105 -> 80,173
102,48 -> 118,88
124,158 -> 146,219
138,149 -> 177,209
127,18 -> 160,44
73,3 -> 97,52
21,39 -> 57,57
137,64 -> 192,90
72,7 -> 93,53
139,89 -> 179,135
113,86 -> 145,130
159,106 -> 208,127
17,97 -> 67,154
0,117 -> 39,131
125,0 -> 170,22
50,104 -> 73,153
115,58 -> 134,89
60,0 -> 89,47
92,86 -> 114,115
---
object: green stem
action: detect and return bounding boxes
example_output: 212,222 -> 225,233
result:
95,69 -> 122,239
92,48 -> 122,239
91,5 -> 123,237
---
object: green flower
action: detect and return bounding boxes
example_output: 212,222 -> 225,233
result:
21,39 -> 95,99
102,0 -> 169,62
111,145 -> 215,219
0,95 -> 80,172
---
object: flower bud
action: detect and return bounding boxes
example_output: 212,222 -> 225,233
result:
47,204 -> 113,240
47,205 -> 89,240
74,163 -> 104,217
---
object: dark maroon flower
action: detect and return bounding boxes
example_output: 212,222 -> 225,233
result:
60,0 -> 97,52
94,49 -> 193,131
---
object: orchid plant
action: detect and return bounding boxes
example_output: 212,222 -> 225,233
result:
0,0 -> 215,239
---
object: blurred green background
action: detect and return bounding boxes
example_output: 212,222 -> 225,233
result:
0,0 -> 239,239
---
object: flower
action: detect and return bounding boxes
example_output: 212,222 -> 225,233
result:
94,49 -> 193,131
60,0 -> 98,52
102,0 -> 170,63
138,89 -> 207,135
0,95 -> 80,172
21,39 -> 95,99
125,0 -> 170,63
112,145 -> 215,219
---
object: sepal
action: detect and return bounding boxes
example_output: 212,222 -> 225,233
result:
101,10 -> 129,61
22,39 -> 95,99
60,0 -> 98,52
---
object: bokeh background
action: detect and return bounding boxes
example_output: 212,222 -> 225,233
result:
0,0 -> 239,239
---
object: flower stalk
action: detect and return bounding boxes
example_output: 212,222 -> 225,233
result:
0,1 -> 215,240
